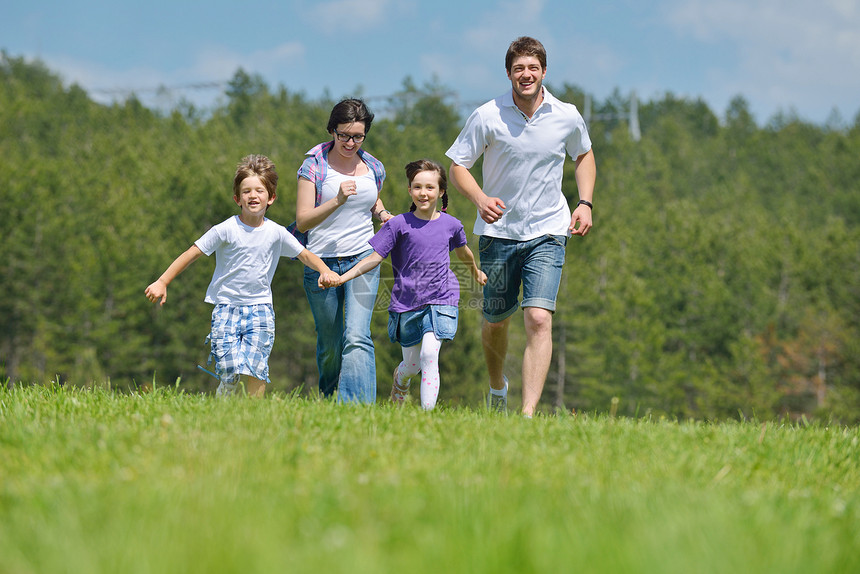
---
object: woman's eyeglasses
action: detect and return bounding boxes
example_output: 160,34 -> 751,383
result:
333,130 -> 366,144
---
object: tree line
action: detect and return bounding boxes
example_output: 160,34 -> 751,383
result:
2,53 -> 859,421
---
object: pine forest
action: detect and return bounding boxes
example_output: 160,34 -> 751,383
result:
2,53 -> 859,422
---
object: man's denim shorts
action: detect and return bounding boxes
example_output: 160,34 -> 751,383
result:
388,304 -> 459,347
478,234 -> 567,322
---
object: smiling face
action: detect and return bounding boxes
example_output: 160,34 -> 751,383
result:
507,55 -> 546,103
330,121 -> 366,161
408,170 -> 444,219
234,175 -> 275,223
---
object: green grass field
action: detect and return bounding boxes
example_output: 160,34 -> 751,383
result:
1,383 -> 858,573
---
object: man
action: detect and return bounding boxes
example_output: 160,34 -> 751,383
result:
446,36 -> 596,417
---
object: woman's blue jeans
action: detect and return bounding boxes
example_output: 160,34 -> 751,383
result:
303,250 -> 379,403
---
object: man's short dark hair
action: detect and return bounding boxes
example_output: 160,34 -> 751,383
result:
505,36 -> 547,71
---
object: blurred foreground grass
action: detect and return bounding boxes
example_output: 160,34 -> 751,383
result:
1,384 -> 858,573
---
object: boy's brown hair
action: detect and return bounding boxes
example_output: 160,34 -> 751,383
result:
233,154 -> 278,202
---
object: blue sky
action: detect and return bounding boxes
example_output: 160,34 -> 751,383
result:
3,0 -> 858,125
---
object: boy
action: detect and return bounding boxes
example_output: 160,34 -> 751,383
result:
145,154 -> 338,397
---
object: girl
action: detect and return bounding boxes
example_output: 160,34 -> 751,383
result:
325,159 -> 487,410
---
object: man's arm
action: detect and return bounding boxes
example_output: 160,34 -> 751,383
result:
569,149 -> 596,237
448,163 -> 506,224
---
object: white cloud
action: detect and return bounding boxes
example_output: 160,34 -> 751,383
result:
419,51 -> 497,104
307,0 -> 408,30
461,0 -> 550,57
425,0 -> 557,99
664,0 -> 860,119
42,55 -> 167,98
544,35 -> 625,97
39,40 -> 307,109
190,42 -> 306,82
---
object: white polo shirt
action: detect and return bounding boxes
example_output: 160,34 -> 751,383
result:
445,88 -> 592,240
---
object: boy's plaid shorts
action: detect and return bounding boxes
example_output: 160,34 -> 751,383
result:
206,303 -> 275,387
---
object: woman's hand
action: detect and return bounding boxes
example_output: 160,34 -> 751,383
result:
336,180 -> 358,205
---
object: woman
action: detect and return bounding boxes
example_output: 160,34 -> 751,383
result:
296,98 -> 393,403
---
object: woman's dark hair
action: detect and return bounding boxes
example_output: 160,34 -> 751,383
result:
327,98 -> 375,133
405,159 -> 448,213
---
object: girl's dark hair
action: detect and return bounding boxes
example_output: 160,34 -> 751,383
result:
405,159 -> 448,213
327,98 -> 375,133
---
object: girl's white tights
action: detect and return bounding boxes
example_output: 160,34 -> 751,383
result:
398,331 -> 443,410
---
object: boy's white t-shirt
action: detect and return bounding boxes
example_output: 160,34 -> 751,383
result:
195,215 -> 304,305
306,169 -> 377,257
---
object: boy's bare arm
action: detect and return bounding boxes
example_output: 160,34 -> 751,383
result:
453,245 -> 487,286
145,245 -> 204,306
296,249 -> 339,288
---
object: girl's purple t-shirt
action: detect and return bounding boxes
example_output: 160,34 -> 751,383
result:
369,212 -> 468,313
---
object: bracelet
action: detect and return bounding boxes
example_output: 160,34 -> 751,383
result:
377,209 -> 392,219
577,199 -> 593,210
